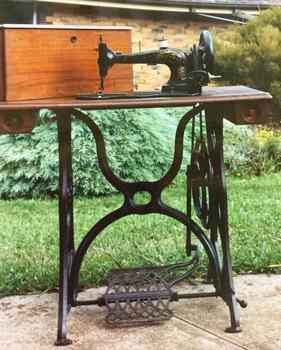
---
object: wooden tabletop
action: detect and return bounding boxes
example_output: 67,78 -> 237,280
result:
0,86 -> 272,111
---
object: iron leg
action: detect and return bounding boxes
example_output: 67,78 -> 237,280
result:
55,110 -> 74,346
205,107 -> 243,332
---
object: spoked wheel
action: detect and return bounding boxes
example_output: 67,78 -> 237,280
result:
189,138 -> 216,229
198,30 -> 214,74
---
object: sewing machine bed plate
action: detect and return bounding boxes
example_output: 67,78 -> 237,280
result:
76,90 -> 201,100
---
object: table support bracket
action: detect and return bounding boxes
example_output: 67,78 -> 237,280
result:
55,104 -> 246,345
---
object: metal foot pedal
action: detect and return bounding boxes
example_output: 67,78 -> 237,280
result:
104,266 -> 173,324
102,247 -> 199,324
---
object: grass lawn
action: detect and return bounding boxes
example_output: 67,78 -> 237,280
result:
0,172 -> 280,296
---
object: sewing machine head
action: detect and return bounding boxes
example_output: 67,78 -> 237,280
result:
98,30 -> 214,95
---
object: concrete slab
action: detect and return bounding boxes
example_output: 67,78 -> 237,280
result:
0,274 -> 280,349
172,274 -> 281,350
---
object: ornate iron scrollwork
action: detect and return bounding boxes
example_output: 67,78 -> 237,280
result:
55,105 -> 244,339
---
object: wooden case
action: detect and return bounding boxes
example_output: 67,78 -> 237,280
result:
0,25 -> 133,101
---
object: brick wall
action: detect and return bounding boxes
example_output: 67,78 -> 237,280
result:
40,4 -> 232,91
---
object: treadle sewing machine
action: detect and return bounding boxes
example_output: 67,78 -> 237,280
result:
78,30 -> 218,99
0,25 -> 272,346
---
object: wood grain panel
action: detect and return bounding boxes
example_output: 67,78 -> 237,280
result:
0,30 -> 4,101
1,26 -> 133,101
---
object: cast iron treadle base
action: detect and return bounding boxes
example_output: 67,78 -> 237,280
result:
104,266 -> 174,324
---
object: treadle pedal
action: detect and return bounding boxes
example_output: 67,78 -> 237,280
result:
103,266 -> 173,324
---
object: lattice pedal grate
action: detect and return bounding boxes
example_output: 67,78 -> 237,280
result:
104,266 -> 173,324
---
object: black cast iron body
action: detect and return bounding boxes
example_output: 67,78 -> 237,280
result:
98,31 -> 214,94
54,99 -> 250,345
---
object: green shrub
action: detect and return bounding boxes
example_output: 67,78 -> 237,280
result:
223,122 -> 281,177
1,108 -> 281,200
214,7 -> 281,121
0,108 -> 191,199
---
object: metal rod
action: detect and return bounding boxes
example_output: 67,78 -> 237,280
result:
174,292 -> 218,300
